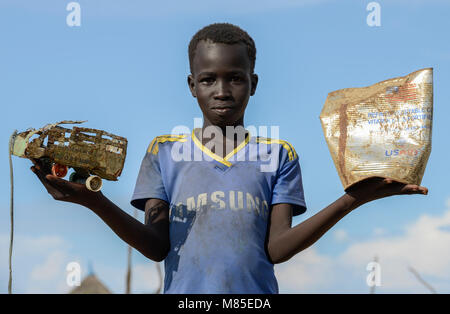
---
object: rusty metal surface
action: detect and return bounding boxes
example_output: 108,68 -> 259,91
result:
320,68 -> 433,190
12,121 -> 127,181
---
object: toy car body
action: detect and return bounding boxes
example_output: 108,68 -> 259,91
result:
11,120 -> 127,190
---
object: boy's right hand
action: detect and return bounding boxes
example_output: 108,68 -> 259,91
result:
30,158 -> 100,206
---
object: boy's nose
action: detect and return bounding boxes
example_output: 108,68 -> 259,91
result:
214,80 -> 232,98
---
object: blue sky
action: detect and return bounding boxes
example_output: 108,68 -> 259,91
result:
1,0 -> 450,293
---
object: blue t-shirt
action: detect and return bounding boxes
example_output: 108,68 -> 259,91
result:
130,129 -> 307,294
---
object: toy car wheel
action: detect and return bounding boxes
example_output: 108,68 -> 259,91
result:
69,172 -> 87,184
51,164 -> 68,177
86,175 -> 102,192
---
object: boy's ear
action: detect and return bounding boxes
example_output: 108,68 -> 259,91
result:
250,73 -> 258,96
187,74 -> 197,98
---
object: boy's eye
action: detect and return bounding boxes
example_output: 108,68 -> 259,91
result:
200,77 -> 215,84
231,76 -> 245,83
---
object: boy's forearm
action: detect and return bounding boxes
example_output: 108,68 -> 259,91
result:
81,193 -> 169,262
270,193 -> 358,263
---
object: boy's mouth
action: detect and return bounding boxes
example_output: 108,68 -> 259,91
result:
212,107 -> 233,114
210,102 -> 236,114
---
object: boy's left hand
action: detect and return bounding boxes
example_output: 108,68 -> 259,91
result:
345,177 -> 428,210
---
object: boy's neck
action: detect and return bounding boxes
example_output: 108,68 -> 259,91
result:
195,121 -> 249,159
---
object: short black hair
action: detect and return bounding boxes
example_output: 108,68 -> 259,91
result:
188,23 -> 256,74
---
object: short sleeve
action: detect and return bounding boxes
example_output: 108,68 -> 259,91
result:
271,147 -> 307,216
130,147 -> 169,211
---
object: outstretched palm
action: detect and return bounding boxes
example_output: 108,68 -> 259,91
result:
346,177 -> 428,208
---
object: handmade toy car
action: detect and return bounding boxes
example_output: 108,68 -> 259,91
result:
11,120 -> 127,192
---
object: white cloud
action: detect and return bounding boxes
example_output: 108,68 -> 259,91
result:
30,250 -> 66,281
275,247 -> 335,293
0,234 -> 76,294
340,210 -> 450,287
333,229 -> 349,242
372,228 -> 386,237
0,234 -> 65,255
276,207 -> 450,293
27,250 -> 74,294
0,230 -> 163,294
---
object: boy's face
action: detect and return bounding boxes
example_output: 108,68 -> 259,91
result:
188,40 -> 258,128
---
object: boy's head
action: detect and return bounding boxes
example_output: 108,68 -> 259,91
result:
187,23 -> 258,129
188,23 -> 256,74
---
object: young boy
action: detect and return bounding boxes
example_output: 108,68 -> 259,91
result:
31,23 -> 428,294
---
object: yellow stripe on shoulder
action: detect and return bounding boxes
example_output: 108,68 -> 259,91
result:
147,134 -> 188,154
255,137 -> 298,161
